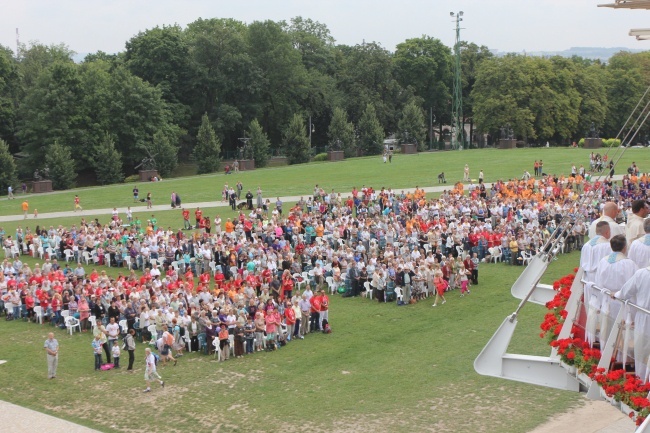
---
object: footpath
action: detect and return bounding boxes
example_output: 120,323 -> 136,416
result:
0,400 -> 100,433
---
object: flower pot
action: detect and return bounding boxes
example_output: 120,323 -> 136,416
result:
577,372 -> 591,385
560,361 -> 577,375
621,402 -> 636,418
599,388 -> 620,408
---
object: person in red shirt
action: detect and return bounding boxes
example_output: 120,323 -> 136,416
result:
281,270 -> 294,301
318,289 -> 329,330
194,207 -> 203,229
284,300 -> 296,341
182,208 -> 191,230
25,292 -> 35,321
309,293 -> 322,332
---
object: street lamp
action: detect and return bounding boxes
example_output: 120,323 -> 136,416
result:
450,11 -> 464,150
309,116 -> 316,147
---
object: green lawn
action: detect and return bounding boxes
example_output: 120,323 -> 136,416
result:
0,253 -> 581,433
0,147 -> 609,432
1,147 -> 642,218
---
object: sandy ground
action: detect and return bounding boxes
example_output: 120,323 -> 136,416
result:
529,399 -> 632,433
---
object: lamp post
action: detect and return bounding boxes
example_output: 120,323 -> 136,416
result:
309,116 -> 315,148
450,11 -> 464,150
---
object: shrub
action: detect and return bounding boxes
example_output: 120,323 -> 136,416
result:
124,174 -> 139,183
312,153 -> 328,162
602,138 -> 621,147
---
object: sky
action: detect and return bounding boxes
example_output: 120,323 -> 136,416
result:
0,0 -> 648,56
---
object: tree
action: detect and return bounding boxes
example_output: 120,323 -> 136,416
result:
185,18 -> 260,147
93,132 -> 124,185
17,61 -> 86,172
335,42 -> 410,133
150,129 -> 181,177
283,114 -> 310,165
17,42 -> 75,91
45,141 -> 76,190
124,25 -> 194,127
0,45 -> 20,151
327,107 -> 356,157
0,138 -> 17,192
248,20 -> 307,146
106,66 -> 176,171
357,103 -> 385,156
398,102 -> 426,151
194,113 -> 222,174
394,37 -> 453,129
247,119 -> 271,167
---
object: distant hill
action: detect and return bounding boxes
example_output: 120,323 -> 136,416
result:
492,46 -> 647,62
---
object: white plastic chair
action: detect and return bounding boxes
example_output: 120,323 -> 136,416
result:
294,273 -> 306,291
490,246 -> 503,263
82,251 -> 92,265
65,316 -> 81,335
61,310 -> 70,320
64,249 -> 74,262
394,287 -> 404,303
325,276 -> 336,294
521,251 -> 533,266
37,246 -> 45,259
212,336 -> 221,359
119,319 -> 128,334
33,306 -> 44,324
363,281 -> 373,299
124,256 -> 132,270
88,315 -> 97,330
147,324 -> 157,342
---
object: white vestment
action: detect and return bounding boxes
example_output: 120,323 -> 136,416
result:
588,215 -> 625,240
616,267 -> 650,382
580,236 -> 612,283
595,253 -> 638,347
628,235 -> 650,269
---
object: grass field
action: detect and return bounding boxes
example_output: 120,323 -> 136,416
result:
0,147 -> 643,218
0,147 -> 607,432
0,252 -> 581,433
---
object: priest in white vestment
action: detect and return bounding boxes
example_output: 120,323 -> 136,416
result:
616,266 -> 650,382
628,219 -> 650,269
595,235 -> 638,348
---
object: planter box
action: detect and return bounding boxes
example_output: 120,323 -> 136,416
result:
139,169 -> 159,182
327,151 -> 345,162
237,159 -> 255,171
621,402 -> 636,418
31,180 -> 53,193
401,143 -> 418,154
498,139 -> 517,149
584,138 -> 602,149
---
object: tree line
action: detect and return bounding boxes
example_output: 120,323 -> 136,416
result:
0,16 -> 648,191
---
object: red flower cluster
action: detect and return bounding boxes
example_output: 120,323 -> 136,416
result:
540,272 -> 575,343
592,368 -> 650,425
540,271 -> 650,425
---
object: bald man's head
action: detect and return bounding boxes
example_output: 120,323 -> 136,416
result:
603,202 -> 619,219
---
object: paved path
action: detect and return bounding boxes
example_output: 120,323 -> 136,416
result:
0,400 -> 100,433
0,174 -> 625,224
0,182 -> 465,223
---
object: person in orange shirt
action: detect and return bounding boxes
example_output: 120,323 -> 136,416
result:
21,200 -> 28,219
224,219 -> 235,235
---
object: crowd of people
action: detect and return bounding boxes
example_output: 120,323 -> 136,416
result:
1,157 -> 649,385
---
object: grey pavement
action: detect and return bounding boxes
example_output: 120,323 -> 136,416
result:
0,174 -> 626,224
0,399 -> 101,433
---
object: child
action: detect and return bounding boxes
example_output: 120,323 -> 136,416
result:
34,208 -> 38,218
112,340 -> 121,368
92,335 -> 103,371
